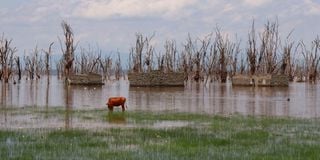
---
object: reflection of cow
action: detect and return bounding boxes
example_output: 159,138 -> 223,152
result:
106,97 -> 127,112
107,112 -> 126,124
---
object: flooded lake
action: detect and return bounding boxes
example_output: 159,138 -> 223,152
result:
0,76 -> 319,119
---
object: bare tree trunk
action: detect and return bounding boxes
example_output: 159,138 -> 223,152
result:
44,42 -> 54,77
0,35 -> 17,83
247,21 -> 257,76
260,20 -> 280,74
60,21 -> 75,79
114,52 -> 122,80
301,37 -> 320,83
99,56 -> 112,80
129,33 -> 155,73
14,56 -> 21,81
281,34 -> 295,81
164,40 -> 177,72
216,29 -> 234,83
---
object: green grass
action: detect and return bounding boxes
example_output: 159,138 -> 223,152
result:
1,107 -> 320,159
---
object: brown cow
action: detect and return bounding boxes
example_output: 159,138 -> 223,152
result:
106,97 -> 127,112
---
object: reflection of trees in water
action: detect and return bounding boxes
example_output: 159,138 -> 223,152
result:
279,87 -> 290,117
233,86 -> 291,117
218,85 -> 225,115
1,83 -> 7,124
0,79 -> 318,125
249,87 -> 258,116
306,84 -> 318,117
28,80 -> 40,107
188,83 -> 201,113
45,76 -> 50,118
64,85 -> 73,129
0,83 -> 14,126
232,86 -> 256,116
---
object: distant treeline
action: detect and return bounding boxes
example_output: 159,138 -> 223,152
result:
0,20 -> 319,83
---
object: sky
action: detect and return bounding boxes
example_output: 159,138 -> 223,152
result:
1,0 -> 320,57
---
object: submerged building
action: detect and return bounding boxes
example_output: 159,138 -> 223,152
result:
66,72 -> 104,85
231,74 -> 289,87
128,70 -> 185,87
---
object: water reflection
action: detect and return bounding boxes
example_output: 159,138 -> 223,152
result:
64,84 -> 72,129
0,76 -> 319,121
107,112 -> 126,124
1,83 -> 8,126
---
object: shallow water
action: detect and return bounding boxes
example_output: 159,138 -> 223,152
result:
0,76 -> 319,119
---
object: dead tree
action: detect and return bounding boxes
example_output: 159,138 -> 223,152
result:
134,34 -> 144,73
14,56 -> 22,81
24,53 -> 35,80
301,37 -> 320,83
281,33 -> 295,81
163,40 -> 177,72
216,29 -> 234,83
230,41 -> 241,77
99,55 -> 112,80
0,35 -> 17,83
60,21 -> 76,78
247,21 -> 257,75
43,42 -> 54,77
259,20 -> 280,74
182,35 -> 197,81
75,46 -> 102,74
24,47 -> 43,80
180,34 -> 213,82
204,39 -> 218,84
55,61 -> 64,79
239,55 -> 246,74
197,35 -> 212,82
156,52 -> 165,71
129,33 -> 155,73
114,52 -> 122,80
144,37 -> 154,72
179,50 -> 192,80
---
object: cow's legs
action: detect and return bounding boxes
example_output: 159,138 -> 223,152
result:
108,106 -> 113,112
121,105 -> 125,112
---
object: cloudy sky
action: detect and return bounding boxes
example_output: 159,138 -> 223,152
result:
1,0 -> 320,56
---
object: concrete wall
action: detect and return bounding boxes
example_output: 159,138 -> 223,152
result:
128,70 -> 185,87
232,74 -> 289,87
270,74 -> 289,86
67,73 -> 104,85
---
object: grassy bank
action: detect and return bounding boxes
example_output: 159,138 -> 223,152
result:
1,107 -> 320,159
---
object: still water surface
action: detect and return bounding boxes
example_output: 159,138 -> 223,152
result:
0,76 -> 319,118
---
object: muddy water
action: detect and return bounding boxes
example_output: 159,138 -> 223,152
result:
0,75 -> 319,120
130,82 -> 319,118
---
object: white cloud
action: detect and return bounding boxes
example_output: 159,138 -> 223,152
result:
243,0 -> 272,7
304,0 -> 320,15
222,3 -> 235,13
72,0 -> 197,20
1,0 -> 320,54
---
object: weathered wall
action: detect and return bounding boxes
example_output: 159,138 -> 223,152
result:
128,70 -> 185,87
67,73 -> 104,85
231,75 -> 253,86
270,75 -> 289,86
232,74 -> 289,87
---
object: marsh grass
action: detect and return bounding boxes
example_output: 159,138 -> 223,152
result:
1,107 -> 320,159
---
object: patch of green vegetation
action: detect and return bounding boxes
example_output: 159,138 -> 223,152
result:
1,107 -> 320,159
126,111 -> 212,125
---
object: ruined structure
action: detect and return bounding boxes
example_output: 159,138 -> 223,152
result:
232,74 -> 289,87
127,70 -> 185,87
66,72 -> 104,85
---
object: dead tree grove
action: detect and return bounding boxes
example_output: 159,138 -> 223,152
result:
0,35 -> 17,83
